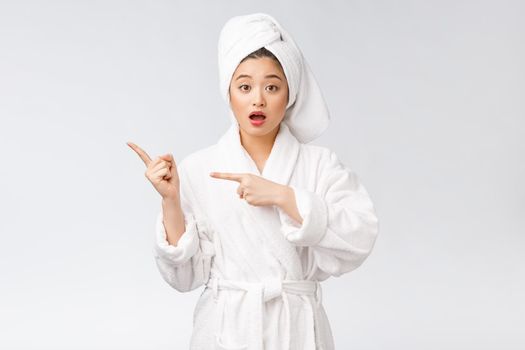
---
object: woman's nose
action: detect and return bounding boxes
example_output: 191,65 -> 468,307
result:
252,88 -> 265,106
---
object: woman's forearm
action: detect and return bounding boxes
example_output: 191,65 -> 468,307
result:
162,196 -> 186,246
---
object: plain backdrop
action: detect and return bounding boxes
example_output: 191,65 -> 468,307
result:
0,0 -> 523,349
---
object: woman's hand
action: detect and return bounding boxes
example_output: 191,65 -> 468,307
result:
127,142 -> 180,200
209,172 -> 287,207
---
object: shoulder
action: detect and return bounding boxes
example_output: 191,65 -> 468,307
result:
300,143 -> 332,158
299,143 -> 339,167
300,144 -> 352,179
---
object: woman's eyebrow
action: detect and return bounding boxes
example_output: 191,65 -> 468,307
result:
235,74 -> 282,81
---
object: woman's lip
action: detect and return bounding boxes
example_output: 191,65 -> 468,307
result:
249,118 -> 266,126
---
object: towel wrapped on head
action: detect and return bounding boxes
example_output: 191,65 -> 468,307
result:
217,12 -> 330,144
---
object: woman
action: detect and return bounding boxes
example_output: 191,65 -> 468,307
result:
128,13 -> 379,350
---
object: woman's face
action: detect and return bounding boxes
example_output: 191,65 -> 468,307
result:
229,56 -> 289,138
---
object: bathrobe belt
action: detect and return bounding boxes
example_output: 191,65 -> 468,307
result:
206,276 -> 324,350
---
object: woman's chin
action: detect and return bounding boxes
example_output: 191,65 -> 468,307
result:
239,122 -> 279,137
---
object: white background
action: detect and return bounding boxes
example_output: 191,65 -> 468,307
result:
0,0 -> 523,349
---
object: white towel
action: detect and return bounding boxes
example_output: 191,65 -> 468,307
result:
217,12 -> 330,144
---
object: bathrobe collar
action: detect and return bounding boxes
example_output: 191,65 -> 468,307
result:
216,121 -> 301,185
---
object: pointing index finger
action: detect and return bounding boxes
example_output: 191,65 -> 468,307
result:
127,142 -> 152,166
209,172 -> 244,182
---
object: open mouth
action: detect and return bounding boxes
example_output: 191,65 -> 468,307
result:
249,114 -> 266,120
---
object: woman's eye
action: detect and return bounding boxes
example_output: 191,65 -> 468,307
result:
239,85 -> 250,91
267,85 -> 279,92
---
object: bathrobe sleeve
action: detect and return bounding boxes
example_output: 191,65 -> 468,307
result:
152,160 -> 215,292
276,149 -> 379,279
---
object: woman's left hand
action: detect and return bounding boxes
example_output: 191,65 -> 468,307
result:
209,172 -> 288,207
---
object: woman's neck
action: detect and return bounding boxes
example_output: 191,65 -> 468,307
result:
239,124 -> 280,171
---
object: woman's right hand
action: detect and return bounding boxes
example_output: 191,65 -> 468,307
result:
127,142 -> 180,200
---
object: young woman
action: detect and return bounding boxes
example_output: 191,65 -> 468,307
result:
128,13 -> 379,350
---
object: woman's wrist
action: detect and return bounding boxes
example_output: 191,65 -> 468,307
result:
274,185 -> 292,207
275,185 -> 303,225
162,194 -> 181,206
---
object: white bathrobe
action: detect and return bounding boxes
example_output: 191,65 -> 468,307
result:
153,122 -> 379,350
